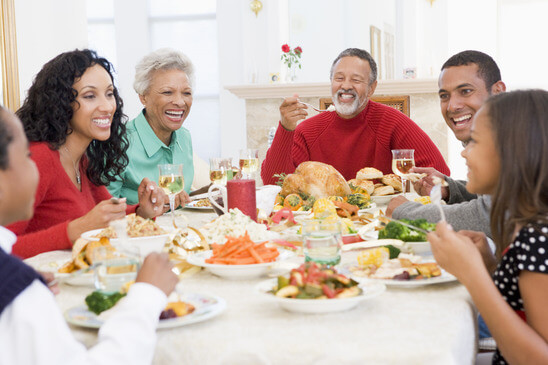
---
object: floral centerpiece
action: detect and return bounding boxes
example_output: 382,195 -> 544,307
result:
281,44 -> 302,82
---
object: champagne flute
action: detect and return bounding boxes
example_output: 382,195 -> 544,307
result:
158,164 -> 184,228
391,149 -> 415,198
239,149 -> 259,179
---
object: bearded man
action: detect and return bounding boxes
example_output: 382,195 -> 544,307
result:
261,48 -> 449,185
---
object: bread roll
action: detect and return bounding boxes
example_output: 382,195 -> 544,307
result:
381,174 -> 403,192
372,185 -> 395,196
356,167 -> 383,180
347,178 -> 375,195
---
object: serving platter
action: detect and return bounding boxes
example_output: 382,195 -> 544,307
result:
255,279 -> 385,313
187,249 -> 295,279
64,292 -> 226,329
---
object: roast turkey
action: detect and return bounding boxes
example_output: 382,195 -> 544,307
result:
280,161 -> 351,198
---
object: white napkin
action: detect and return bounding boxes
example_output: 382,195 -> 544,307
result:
255,185 -> 281,219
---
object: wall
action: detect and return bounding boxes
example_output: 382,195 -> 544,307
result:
15,0 -> 88,100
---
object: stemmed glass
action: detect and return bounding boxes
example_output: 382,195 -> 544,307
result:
239,149 -> 259,179
158,164 -> 184,228
209,157 -> 232,185
391,149 -> 415,198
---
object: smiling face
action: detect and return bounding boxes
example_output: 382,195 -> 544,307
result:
461,106 -> 500,195
438,64 -> 494,143
0,110 -> 39,225
69,64 -> 117,144
139,68 -> 193,144
330,56 -> 377,119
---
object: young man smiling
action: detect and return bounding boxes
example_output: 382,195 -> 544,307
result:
261,48 -> 449,185
388,50 -> 506,236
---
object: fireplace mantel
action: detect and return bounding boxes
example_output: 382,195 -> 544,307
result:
226,79 -> 438,99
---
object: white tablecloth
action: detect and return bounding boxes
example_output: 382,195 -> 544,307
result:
25,208 -> 478,365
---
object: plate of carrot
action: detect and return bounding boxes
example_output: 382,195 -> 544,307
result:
187,233 -> 295,279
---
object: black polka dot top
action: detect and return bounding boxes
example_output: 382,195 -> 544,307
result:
492,223 -> 548,365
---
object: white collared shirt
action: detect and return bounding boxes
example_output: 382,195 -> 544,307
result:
0,226 -> 167,365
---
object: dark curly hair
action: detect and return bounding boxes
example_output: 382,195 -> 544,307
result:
0,106 -> 14,170
16,49 -> 128,186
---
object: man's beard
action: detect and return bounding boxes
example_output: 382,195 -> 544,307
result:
332,89 -> 364,116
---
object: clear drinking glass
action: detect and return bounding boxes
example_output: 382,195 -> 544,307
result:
209,157 -> 232,185
301,219 -> 342,266
391,149 -> 415,197
93,246 -> 140,293
158,163 -> 184,227
239,149 -> 259,179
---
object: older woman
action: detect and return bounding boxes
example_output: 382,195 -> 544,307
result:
108,48 -> 195,205
8,49 -> 166,259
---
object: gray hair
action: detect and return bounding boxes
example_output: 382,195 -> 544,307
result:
329,48 -> 377,85
133,48 -> 195,95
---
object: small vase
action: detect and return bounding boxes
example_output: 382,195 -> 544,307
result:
284,64 -> 298,83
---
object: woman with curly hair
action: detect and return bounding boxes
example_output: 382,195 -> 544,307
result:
8,49 -> 166,259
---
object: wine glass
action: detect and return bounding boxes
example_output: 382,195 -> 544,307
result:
239,149 -> 259,179
391,149 -> 415,198
158,163 -> 184,228
209,157 -> 231,185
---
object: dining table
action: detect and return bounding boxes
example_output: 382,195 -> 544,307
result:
25,205 -> 479,365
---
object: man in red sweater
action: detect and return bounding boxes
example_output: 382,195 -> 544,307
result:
261,48 -> 450,185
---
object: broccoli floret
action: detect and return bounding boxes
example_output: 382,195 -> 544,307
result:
85,290 -> 126,315
378,219 -> 435,242
378,221 -> 409,240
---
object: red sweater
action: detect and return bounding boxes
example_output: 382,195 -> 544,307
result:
261,101 -> 450,185
8,143 -> 136,259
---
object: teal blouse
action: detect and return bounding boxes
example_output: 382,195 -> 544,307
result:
108,110 -> 194,204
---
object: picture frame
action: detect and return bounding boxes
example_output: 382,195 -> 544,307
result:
0,0 -> 20,111
384,31 -> 394,80
370,25 -> 382,80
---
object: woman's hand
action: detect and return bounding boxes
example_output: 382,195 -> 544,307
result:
135,178 -> 166,218
427,222 -> 487,285
67,198 -> 128,242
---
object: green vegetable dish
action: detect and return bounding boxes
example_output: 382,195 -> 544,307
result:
85,290 -> 126,315
378,218 -> 436,242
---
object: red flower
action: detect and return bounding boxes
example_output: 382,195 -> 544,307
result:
294,46 -> 302,54
281,44 -> 290,53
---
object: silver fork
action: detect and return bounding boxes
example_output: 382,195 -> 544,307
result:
281,98 -> 328,113
299,101 -> 327,113
430,184 -> 447,222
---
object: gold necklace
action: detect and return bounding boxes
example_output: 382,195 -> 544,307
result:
62,145 -> 81,185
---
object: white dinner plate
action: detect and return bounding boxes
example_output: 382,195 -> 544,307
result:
64,292 -> 226,329
184,200 -> 214,211
358,230 -> 432,255
187,249 -> 294,280
255,279 -> 385,314
344,265 -> 457,288
24,251 -> 95,287
370,193 -> 402,206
